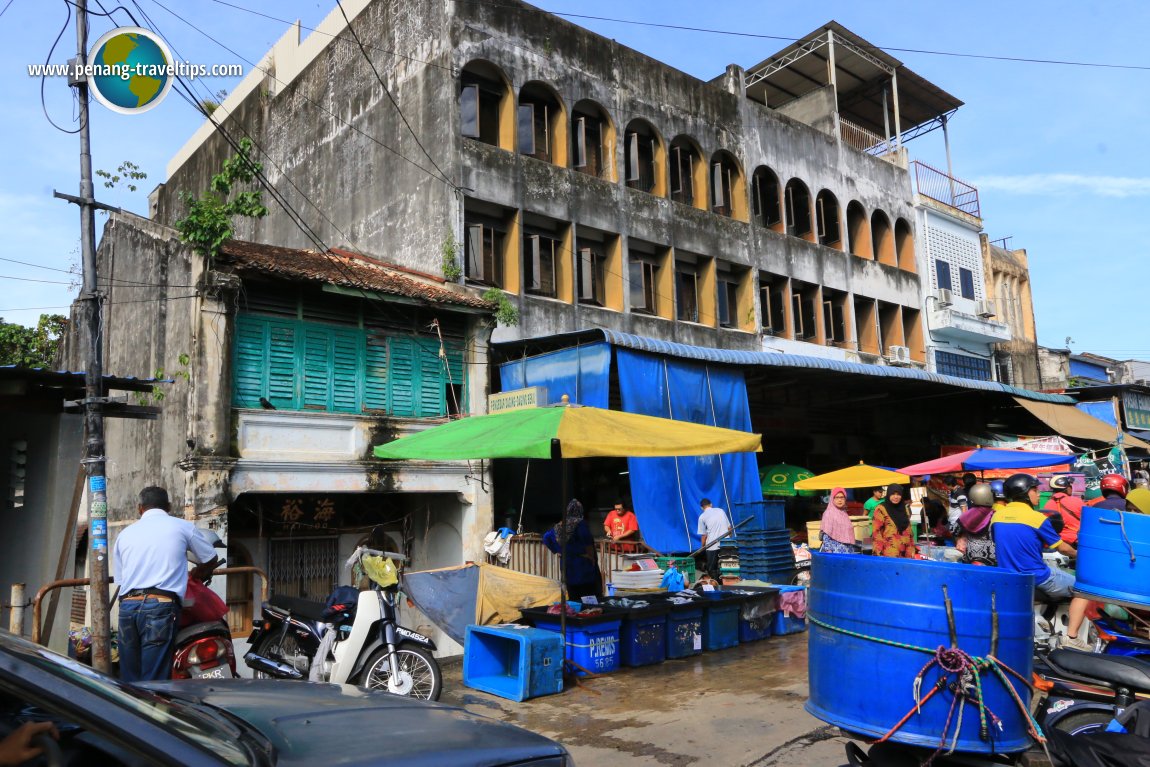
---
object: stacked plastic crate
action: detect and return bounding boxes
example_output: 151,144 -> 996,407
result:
732,500 -> 794,583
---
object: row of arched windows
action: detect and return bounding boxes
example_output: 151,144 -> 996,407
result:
460,60 -> 917,272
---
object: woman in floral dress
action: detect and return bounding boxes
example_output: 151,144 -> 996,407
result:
819,487 -> 859,554
872,483 -> 917,558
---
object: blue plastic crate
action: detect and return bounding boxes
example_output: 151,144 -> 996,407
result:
702,598 -> 740,651
663,602 -> 704,659
772,584 -> 808,635
738,612 -> 775,642
611,606 -> 668,667
731,500 -> 786,531
463,625 -> 564,701
525,611 -> 622,676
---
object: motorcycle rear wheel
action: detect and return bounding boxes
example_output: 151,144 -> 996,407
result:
359,645 -> 442,701
252,633 -> 310,679
1051,709 -> 1114,736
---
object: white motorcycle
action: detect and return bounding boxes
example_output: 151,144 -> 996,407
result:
244,547 -> 442,700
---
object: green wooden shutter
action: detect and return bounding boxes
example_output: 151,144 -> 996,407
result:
389,337 -> 416,416
446,340 -> 466,412
363,334 -> 389,412
302,327 -> 332,410
332,329 -> 361,413
233,316 -> 267,407
267,321 -> 298,408
417,339 -> 445,416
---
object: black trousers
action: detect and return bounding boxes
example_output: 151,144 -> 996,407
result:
704,549 -> 720,579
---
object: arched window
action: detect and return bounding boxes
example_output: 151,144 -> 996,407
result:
460,61 -> 513,151
895,218 -> 915,272
847,201 -> 871,258
571,100 -> 615,181
815,190 -> 841,249
623,119 -> 664,195
709,151 -> 746,221
784,179 -> 813,241
872,210 -> 895,266
517,82 -> 565,165
751,167 -> 782,231
668,136 -> 705,210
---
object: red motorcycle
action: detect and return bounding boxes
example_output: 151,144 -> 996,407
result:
170,533 -> 236,680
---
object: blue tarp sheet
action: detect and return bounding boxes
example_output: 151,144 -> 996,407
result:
1078,401 -> 1118,428
616,348 -> 761,553
498,342 -> 610,407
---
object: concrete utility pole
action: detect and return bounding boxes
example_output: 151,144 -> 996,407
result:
62,0 -> 112,672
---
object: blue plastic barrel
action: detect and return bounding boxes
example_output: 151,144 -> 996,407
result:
1075,506 -> 1150,607
805,554 -> 1034,754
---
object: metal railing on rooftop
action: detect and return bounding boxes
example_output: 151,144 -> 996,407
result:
838,117 -> 901,166
912,160 -> 981,218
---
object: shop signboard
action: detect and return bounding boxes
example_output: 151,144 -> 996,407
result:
489,386 -> 545,413
1122,391 -> 1150,431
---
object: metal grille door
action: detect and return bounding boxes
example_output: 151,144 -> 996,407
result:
268,537 -> 339,600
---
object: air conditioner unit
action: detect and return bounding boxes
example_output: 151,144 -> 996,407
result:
887,345 -> 912,366
934,288 -> 953,308
975,300 -> 997,319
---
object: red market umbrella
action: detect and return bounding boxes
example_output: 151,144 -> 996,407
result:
898,447 -> 1077,476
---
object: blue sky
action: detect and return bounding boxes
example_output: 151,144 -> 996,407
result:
2,0 -> 1148,360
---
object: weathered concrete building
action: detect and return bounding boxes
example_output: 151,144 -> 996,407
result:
67,211 -> 495,654
981,234 -> 1042,389
151,7 -> 966,371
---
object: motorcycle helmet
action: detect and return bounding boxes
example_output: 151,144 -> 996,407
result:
1048,475 -> 1074,493
1003,473 -> 1040,503
990,479 -> 1006,501
968,482 -> 995,508
1100,473 -> 1129,498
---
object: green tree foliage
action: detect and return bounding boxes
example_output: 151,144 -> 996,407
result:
95,160 -> 147,193
0,315 -> 69,368
174,137 -> 269,260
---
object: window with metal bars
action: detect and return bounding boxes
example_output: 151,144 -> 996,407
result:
268,537 -> 339,600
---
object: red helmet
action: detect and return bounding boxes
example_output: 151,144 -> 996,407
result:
1100,473 -> 1129,498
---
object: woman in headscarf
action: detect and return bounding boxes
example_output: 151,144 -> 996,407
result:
819,487 -> 859,554
955,482 -> 996,565
872,483 -> 917,558
542,498 -> 602,600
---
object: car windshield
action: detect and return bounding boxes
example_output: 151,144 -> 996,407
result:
5,636 -> 257,766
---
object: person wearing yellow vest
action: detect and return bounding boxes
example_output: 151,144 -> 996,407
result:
992,474 -> 1091,650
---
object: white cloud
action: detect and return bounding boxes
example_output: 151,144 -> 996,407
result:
972,173 -> 1150,198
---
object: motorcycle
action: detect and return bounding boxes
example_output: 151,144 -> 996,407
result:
172,533 -> 237,680
244,547 -> 442,700
1093,608 -> 1150,660
1034,648 -> 1150,736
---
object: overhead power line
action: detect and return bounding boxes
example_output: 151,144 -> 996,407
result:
461,0 -> 1150,72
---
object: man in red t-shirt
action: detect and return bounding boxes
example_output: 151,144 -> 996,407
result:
1042,475 -> 1085,545
604,501 -> 640,551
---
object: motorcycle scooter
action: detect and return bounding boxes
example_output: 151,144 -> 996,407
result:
1034,648 -> 1150,735
171,531 -> 237,680
244,547 -> 442,700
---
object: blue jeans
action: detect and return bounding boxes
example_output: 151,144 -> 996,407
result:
1037,566 -> 1076,601
118,597 -> 179,682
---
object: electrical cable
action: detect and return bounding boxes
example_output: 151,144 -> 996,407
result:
463,0 -> 1150,72
41,0 -> 82,134
203,0 -> 457,75
0,0 -> 16,19
334,0 -> 456,190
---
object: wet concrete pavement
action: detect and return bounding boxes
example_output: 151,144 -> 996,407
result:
441,632 -> 853,767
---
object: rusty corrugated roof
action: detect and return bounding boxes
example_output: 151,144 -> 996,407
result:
216,240 -> 494,311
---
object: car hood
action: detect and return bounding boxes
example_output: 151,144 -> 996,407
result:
143,679 -> 567,767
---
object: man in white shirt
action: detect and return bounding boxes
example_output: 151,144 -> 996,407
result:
114,486 -> 217,682
696,498 -> 731,580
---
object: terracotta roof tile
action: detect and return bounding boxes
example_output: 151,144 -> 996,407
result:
216,240 -> 494,311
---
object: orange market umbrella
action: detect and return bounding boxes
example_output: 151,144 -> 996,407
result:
792,462 -> 910,491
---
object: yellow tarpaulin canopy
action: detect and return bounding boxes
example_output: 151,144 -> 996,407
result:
1013,398 -> 1150,450
793,463 -> 910,490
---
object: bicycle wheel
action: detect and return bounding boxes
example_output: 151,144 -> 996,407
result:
359,645 -> 442,701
